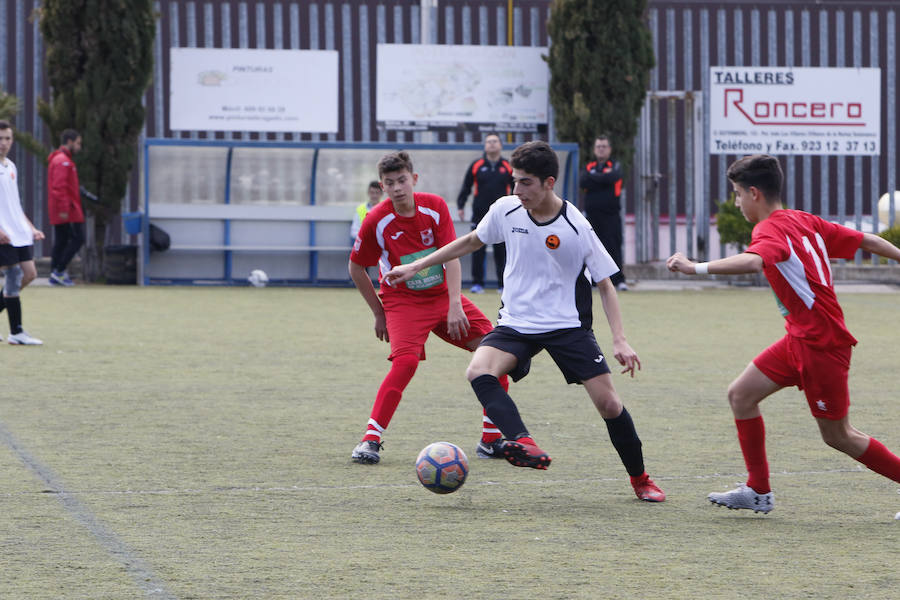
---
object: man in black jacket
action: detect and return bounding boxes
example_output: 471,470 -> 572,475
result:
580,135 -> 627,290
457,133 -> 513,293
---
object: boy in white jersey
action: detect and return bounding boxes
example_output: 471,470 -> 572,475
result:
0,120 -> 44,345
385,141 -> 665,502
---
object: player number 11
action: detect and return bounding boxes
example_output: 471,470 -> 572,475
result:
801,233 -> 832,286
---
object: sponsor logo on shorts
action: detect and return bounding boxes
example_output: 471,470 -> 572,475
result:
594,354 -> 604,363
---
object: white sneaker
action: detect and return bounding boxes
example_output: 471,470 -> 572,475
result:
8,331 -> 43,345
708,483 -> 774,514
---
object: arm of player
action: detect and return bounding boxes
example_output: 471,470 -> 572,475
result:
443,258 -> 469,341
25,215 -> 44,241
666,251 -> 763,275
859,233 -> 900,262
348,260 -> 389,342
596,278 -> 641,378
456,167 -> 475,220
383,231 -> 486,287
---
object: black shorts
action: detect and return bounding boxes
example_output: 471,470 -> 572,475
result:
479,326 -> 612,385
0,244 -> 33,267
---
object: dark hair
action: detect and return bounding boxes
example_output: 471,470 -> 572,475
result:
483,132 -> 501,143
726,154 -> 784,201
377,151 -> 414,178
594,134 -> 610,143
61,129 -> 80,145
367,180 -> 382,191
0,120 -> 12,131
510,141 -> 558,182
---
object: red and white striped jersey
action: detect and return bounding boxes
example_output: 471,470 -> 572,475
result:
747,209 -> 863,348
350,192 -> 456,298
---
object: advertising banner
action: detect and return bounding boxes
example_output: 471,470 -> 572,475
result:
170,48 -> 338,133
376,44 -> 549,132
709,67 -> 880,156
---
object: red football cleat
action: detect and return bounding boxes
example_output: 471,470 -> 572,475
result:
501,440 -> 552,470
631,473 -> 666,502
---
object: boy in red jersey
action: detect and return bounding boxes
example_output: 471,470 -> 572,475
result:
667,154 -> 900,513
348,151 -> 507,464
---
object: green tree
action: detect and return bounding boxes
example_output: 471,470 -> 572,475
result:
546,0 -> 655,174
38,0 -> 155,279
715,195 -> 754,251
0,86 -> 51,161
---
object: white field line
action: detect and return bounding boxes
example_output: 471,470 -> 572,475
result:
0,422 -> 177,599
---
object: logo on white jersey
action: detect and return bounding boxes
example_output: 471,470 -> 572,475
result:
390,231 -> 404,240
545,234 -> 560,250
512,227 -> 529,234
420,228 -> 434,246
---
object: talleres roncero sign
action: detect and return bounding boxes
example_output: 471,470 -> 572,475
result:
710,67 -> 880,156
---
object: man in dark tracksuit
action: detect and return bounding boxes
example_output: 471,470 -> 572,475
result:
580,135 -> 627,290
457,133 -> 513,293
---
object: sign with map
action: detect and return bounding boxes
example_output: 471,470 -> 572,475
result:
169,48 -> 338,133
376,44 -> 550,132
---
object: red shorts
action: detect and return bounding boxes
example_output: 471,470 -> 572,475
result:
381,292 -> 494,361
753,334 -> 852,420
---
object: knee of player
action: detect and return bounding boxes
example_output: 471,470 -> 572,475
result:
466,362 -> 490,382
726,381 -> 751,411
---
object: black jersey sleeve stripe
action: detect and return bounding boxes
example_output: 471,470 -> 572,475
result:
560,204 -> 579,235
504,204 -> 523,217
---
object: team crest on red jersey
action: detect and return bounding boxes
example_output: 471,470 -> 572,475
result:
420,228 -> 435,246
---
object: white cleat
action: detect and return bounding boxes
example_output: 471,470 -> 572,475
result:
708,483 -> 774,514
8,331 -> 43,345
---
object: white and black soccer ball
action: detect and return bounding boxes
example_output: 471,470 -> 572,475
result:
248,269 -> 269,288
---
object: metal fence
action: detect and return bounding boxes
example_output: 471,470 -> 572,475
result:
3,0 -> 898,266
637,1 -> 899,264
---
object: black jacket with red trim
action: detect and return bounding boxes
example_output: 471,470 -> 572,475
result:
580,159 -> 623,216
457,153 -> 514,223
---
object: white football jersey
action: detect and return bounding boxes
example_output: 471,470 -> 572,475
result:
476,195 -> 619,333
0,159 -> 33,247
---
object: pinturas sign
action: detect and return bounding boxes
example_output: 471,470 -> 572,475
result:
710,67 -> 880,156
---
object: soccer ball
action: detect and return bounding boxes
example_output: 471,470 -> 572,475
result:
248,269 -> 269,287
415,442 -> 469,494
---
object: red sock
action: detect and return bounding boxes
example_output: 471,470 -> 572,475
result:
362,354 -> 419,442
735,416 -> 770,494
480,375 -> 510,443
857,438 -> 900,483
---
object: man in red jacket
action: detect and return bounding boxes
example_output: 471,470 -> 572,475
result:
47,129 -> 84,286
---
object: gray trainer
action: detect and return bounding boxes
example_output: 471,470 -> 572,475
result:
8,331 -> 43,345
351,440 -> 382,464
708,483 -> 774,514
475,438 -> 505,459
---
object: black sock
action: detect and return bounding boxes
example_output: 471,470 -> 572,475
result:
470,374 -> 529,440
0,292 -> 5,314
5,296 -> 22,335
605,406 -> 645,477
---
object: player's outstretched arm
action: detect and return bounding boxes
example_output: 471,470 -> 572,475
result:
860,233 -> 900,262
596,278 -> 641,378
383,231 -> 485,287
443,258 -> 469,341
666,251 -> 763,275
349,260 -> 388,342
